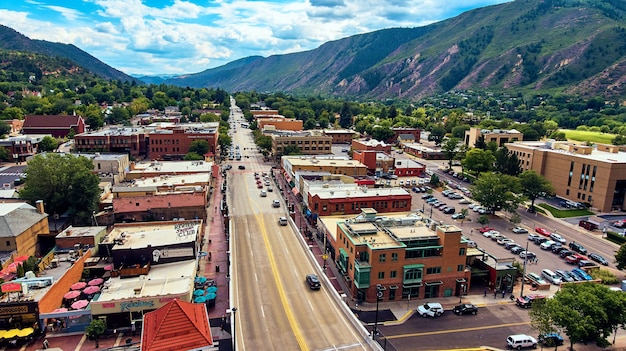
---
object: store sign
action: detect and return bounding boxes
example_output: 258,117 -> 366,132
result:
1,282 -> 22,293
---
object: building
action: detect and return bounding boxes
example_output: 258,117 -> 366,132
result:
270,131 -> 333,157
22,115 -> 86,138
74,126 -> 152,158
281,156 -> 368,181
324,129 -> 357,144
125,160 -> 213,180
352,150 -> 395,175
506,141 -> 626,212
55,226 -> 108,250
306,184 -> 412,217
402,143 -> 445,160
80,153 -> 131,185
391,159 -> 425,177
148,123 -> 219,161
318,209 -> 470,303
388,128 -> 421,144
351,139 -> 392,154
0,201 -> 49,258
464,127 -> 523,148
0,136 -> 36,162
257,116 -> 303,131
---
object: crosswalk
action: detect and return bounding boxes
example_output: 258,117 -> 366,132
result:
0,172 -> 25,176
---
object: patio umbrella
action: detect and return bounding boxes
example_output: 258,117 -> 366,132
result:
0,330 -> 6,339
14,255 -> 29,262
206,286 -> 218,293
194,296 -> 207,303
88,278 -> 104,286
104,264 -> 114,271
64,291 -> 81,300
71,282 -> 87,290
71,299 -> 89,310
16,328 -> 34,338
7,262 -> 20,273
193,289 -> 205,296
205,292 -> 217,300
53,308 -> 68,312
194,276 -> 207,284
83,286 -> 100,295
3,328 -> 19,339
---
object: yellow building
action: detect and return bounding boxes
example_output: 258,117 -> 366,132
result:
464,127 -> 523,147
0,201 -> 49,258
507,141 -> 626,212
270,130 -> 333,157
281,155 -> 368,178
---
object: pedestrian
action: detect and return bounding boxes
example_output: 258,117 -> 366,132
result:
493,289 -> 497,299
483,288 -> 487,297
43,339 -> 49,349
502,289 -> 506,298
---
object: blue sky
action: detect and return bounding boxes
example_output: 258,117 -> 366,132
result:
0,0 -> 510,76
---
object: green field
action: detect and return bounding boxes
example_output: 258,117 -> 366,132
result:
537,203 -> 593,218
562,129 -> 616,144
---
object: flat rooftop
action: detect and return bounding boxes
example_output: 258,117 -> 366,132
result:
131,173 -> 210,187
96,260 -> 196,302
129,160 -> 213,175
310,185 -> 410,200
508,141 -> 626,163
106,222 -> 200,249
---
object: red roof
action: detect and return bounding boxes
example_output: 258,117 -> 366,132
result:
141,299 -> 213,351
23,115 -> 84,128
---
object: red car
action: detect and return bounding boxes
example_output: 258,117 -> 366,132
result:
479,226 -> 495,233
535,227 -> 551,236
565,253 -> 588,264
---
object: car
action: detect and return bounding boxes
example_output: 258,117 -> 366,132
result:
539,333 -> 564,347
416,302 -> 444,317
278,217 -> 288,226
564,255 -> 579,264
527,233 -> 541,242
412,187 -> 421,193
578,259 -> 597,268
555,269 -> 574,283
534,237 -> 548,245
516,295 -> 545,309
483,231 -> 496,238
238,165 -> 246,170
497,237 -> 514,246
305,274 -> 321,290
260,190 -> 267,197
511,246 -> 525,254
257,183 -> 263,188
540,240 -> 557,250
421,194 -> 433,199
569,241 -> 588,254
507,334 -> 538,349
572,268 -> 593,281
452,303 -> 478,315
512,227 -> 529,234
459,199 -> 471,204
451,213 -> 465,219
552,246 -> 568,254
466,240 -> 477,248
442,206 -> 455,214
525,272 -> 547,285
505,242 -> 520,250
614,220 -> 626,228
267,186 -> 273,192
565,270 -> 583,281
589,253 -> 609,265
535,227 -> 551,236
479,226 -> 495,233
549,233 -> 567,244
558,249 -> 573,258
519,251 -> 536,260
272,200 -> 280,208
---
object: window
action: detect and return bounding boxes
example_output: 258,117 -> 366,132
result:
378,272 -> 385,279
457,264 -> 465,272
459,248 -> 466,256
379,254 -> 386,263
391,253 -> 398,262
426,267 -> 441,274
390,270 -> 397,278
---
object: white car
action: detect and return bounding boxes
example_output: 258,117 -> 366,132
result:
540,240 -> 557,250
417,302 -> 444,317
549,233 -> 567,244
512,227 -> 529,234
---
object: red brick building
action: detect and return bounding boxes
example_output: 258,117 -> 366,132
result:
307,186 -> 411,216
74,127 -> 149,158
388,128 -> 421,144
112,187 -> 208,222
148,123 -> 218,161
22,115 -> 85,138
392,159 -> 425,177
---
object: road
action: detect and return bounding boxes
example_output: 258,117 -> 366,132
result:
227,102 -> 377,351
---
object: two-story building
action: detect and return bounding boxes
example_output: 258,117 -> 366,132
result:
464,127 -> 523,148
270,131 -> 333,158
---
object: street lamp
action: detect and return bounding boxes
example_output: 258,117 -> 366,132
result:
459,283 -> 465,303
373,284 -> 383,340
227,307 -> 237,350
519,241 -> 529,298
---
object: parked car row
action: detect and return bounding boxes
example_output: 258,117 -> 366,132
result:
424,196 -> 456,214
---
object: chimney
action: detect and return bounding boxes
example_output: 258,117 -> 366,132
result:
36,200 -> 45,214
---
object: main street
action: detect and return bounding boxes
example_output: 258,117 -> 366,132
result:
226,105 -> 378,351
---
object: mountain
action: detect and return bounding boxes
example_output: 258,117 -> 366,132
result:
165,0 -> 626,100
0,25 -> 140,83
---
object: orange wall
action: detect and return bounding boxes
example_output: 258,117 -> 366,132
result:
39,250 -> 92,313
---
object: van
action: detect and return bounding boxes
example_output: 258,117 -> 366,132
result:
541,269 -> 562,285
507,334 -> 537,349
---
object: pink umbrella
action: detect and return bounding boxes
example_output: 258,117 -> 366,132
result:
82,286 -> 100,295
71,299 -> 89,310
104,264 -> 114,271
7,262 -> 20,273
53,307 -> 68,312
14,255 -> 29,262
88,278 -> 104,286
70,282 -> 87,290
64,291 -> 81,300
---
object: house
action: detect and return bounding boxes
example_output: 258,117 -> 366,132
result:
22,115 -> 86,138
0,200 -> 49,259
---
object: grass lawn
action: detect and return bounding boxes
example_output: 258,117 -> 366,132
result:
537,203 -> 593,218
562,129 -> 616,144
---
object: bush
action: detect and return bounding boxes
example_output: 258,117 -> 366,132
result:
589,269 -> 620,285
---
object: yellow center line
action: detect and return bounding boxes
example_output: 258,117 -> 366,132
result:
385,321 -> 531,340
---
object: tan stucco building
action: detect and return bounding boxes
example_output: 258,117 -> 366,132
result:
465,128 -> 523,147
507,141 -> 626,212
281,156 -> 368,178
270,131 -> 333,156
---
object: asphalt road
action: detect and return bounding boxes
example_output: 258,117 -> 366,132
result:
227,106 -> 377,351
0,165 -> 26,188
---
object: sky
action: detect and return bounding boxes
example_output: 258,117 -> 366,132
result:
0,0 -> 511,77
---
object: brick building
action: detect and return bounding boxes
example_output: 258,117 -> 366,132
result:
306,185 -> 411,216
257,116 -> 303,131
464,127 -> 523,147
23,115 -> 85,138
148,123 -> 219,160
270,131 -> 333,157
74,127 -> 151,159
324,129 -> 357,144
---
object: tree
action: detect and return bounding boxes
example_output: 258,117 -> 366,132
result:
471,172 -> 522,213
86,319 -> 107,348
429,173 -> 440,187
613,135 -> 626,146
463,148 -> 495,177
428,125 -> 446,146
184,152 -> 204,160
494,147 -> 521,176
339,102 -> 352,128
442,137 -> 460,170
188,140 -> 209,156
39,136 -> 59,152
19,154 -> 100,224
0,123 -> 11,138
370,126 -> 394,142
474,134 -> 487,149
519,170 -> 554,211
0,147 -> 10,162
282,145 -> 302,155
616,243 -> 626,270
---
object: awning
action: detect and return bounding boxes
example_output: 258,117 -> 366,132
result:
402,283 -> 422,288
292,188 -> 300,196
389,285 -> 399,290
425,281 -> 443,286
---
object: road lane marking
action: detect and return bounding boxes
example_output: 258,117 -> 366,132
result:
385,321 -> 530,339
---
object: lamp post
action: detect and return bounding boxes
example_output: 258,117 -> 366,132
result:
227,307 -> 237,351
459,283 -> 465,303
519,241 -> 529,298
373,284 -> 383,340
322,234 -> 327,271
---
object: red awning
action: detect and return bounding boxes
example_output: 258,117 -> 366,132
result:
292,188 -> 300,196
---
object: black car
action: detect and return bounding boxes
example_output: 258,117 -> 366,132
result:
442,206 -> 455,214
569,241 -> 588,255
452,303 -> 478,315
238,165 -> 245,170
589,253 -> 609,266
539,333 -> 564,347
305,274 -> 321,290
511,246 -> 524,254
552,246 -> 568,254
559,249 -> 573,258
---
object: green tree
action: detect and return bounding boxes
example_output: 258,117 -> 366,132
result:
0,147 -> 10,162
428,125 -> 446,146
477,215 -> 489,225
370,126 -> 394,142
616,243 -> 626,270
39,136 -> 59,152
474,134 -> 487,149
613,135 -> 626,145
463,148 -> 495,177
86,318 -> 107,348
519,170 -> 554,211
0,106 -> 25,120
282,145 -> 302,155
471,172 -> 522,213
339,102 -> 352,128
429,173 -> 440,187
442,137 -> 460,170
19,154 -> 100,224
188,140 -> 209,156
0,123 -> 11,138
494,147 -> 521,176
184,152 -> 204,160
